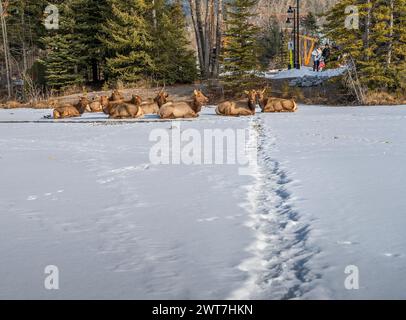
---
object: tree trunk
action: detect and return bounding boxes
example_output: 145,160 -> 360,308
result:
204,0 -> 214,76
387,0 -> 394,67
92,58 -> 99,82
0,0 -> 12,98
189,0 -> 205,77
195,0 -> 208,77
21,5 -> 27,74
364,0 -> 371,61
213,0 -> 223,77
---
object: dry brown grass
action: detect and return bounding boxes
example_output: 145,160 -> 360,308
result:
365,90 -> 406,105
0,99 -> 60,109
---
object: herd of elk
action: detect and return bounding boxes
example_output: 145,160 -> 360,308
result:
50,88 -> 297,119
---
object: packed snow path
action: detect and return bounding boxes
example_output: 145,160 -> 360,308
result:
1,105 -> 406,299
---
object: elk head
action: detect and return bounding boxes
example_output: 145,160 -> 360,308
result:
255,88 -> 268,110
76,96 -> 90,114
191,90 -> 209,113
100,96 -> 109,108
154,90 -> 169,108
193,90 -> 209,105
110,89 -> 123,102
130,95 -> 142,106
244,90 -> 258,112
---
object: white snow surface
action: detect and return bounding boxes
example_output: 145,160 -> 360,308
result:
265,66 -> 347,79
1,105 -> 406,299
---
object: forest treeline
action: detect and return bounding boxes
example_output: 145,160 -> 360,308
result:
324,0 -> 405,91
0,0 -> 404,100
1,0 -> 197,95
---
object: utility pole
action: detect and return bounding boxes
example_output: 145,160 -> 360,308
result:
0,0 -> 12,97
295,0 -> 300,69
287,1 -> 300,69
292,8 -> 296,69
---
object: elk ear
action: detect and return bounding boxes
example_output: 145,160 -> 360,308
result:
244,90 -> 249,95
165,93 -> 169,98
194,89 -> 198,95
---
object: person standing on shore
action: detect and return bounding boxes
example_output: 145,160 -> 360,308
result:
312,48 -> 319,71
322,44 -> 331,68
312,47 -> 322,72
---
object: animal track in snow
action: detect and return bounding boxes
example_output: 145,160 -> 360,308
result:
26,189 -> 64,201
229,118 -> 319,300
197,217 -> 220,223
97,163 -> 151,185
383,253 -> 401,258
337,240 -> 359,246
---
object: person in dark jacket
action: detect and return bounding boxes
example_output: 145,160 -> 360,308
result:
322,44 -> 331,67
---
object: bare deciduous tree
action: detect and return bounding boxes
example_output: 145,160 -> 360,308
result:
188,0 -> 223,79
0,0 -> 12,97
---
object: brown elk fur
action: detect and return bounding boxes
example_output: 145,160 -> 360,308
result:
215,90 -> 257,116
86,96 -> 104,112
100,96 -> 109,108
107,102 -> 144,119
130,91 -> 169,115
140,101 -> 160,115
256,89 -> 297,113
159,90 -> 209,119
105,94 -> 144,119
53,97 -> 89,119
103,91 -> 126,115
103,91 -> 143,115
109,89 -> 124,102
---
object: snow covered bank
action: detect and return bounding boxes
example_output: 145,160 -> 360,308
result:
265,66 -> 347,80
1,105 -> 406,299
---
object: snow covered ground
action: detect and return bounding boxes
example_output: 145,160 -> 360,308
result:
263,66 -> 347,79
1,105 -> 406,299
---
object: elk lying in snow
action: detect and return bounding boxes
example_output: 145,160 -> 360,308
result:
110,89 -> 124,102
53,97 -> 89,119
104,95 -> 144,119
86,96 -> 104,112
102,89 -> 169,118
215,90 -> 257,116
138,90 -> 168,114
256,89 -> 297,112
102,90 -> 126,115
158,90 -> 209,119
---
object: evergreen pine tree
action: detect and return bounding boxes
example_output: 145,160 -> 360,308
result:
257,20 -> 283,69
301,12 -> 319,37
324,0 -> 405,90
100,0 -> 153,83
222,0 -> 260,87
40,1 -> 84,90
149,0 -> 197,84
70,0 -> 109,83
391,0 -> 406,90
